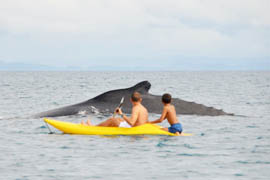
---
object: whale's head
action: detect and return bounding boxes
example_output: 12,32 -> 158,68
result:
130,81 -> 151,94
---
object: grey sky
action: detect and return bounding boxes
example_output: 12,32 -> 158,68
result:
0,0 -> 269,70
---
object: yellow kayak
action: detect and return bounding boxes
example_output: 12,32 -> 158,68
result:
44,118 -> 192,136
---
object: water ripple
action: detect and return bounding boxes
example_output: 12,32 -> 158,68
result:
1,71 -> 270,180
177,153 -> 207,157
183,143 -> 197,149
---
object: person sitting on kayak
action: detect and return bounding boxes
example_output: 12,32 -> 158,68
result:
149,93 -> 182,135
81,92 -> 149,127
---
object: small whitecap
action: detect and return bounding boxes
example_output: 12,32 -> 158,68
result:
78,110 -> 87,115
90,106 -> 100,114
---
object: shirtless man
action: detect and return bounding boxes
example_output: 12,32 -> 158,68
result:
81,92 -> 148,127
149,93 -> 182,135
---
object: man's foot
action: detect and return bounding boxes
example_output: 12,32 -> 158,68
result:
87,119 -> 92,126
175,132 -> 180,136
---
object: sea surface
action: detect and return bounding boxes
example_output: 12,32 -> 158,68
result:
0,71 -> 269,180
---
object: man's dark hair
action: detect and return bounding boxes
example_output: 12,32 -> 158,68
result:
131,92 -> 141,102
162,93 -> 171,104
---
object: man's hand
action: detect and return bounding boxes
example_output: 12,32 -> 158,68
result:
115,108 -> 123,115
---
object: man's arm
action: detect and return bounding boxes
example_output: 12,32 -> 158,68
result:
117,108 -> 139,127
149,108 -> 167,124
122,108 -> 139,127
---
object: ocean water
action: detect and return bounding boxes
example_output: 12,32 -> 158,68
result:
0,71 -> 269,180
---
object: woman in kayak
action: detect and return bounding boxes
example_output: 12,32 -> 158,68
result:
81,92 -> 149,127
149,93 -> 182,135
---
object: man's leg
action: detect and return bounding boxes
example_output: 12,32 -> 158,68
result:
161,127 -> 169,131
81,118 -> 92,126
87,119 -> 92,126
162,127 -> 180,136
97,117 -> 123,127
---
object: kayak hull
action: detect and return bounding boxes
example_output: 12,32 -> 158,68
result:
44,118 -> 192,136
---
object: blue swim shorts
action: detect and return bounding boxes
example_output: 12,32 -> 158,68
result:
168,123 -> 182,133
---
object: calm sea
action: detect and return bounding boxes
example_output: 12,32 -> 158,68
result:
0,71 -> 269,180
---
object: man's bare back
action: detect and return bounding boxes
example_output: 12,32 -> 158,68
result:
129,104 -> 148,126
163,104 -> 179,125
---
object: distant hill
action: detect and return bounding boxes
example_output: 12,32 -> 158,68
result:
0,58 -> 269,71
0,61 -> 164,71
0,61 -> 67,71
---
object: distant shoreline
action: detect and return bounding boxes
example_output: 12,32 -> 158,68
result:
2,69 -> 270,71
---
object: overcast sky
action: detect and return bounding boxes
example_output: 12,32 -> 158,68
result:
0,0 -> 269,70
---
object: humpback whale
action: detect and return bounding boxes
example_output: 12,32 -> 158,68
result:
34,81 -> 233,118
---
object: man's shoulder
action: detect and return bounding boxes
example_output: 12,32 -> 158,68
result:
165,104 -> 175,111
164,105 -> 170,110
132,105 -> 141,111
135,104 -> 147,111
